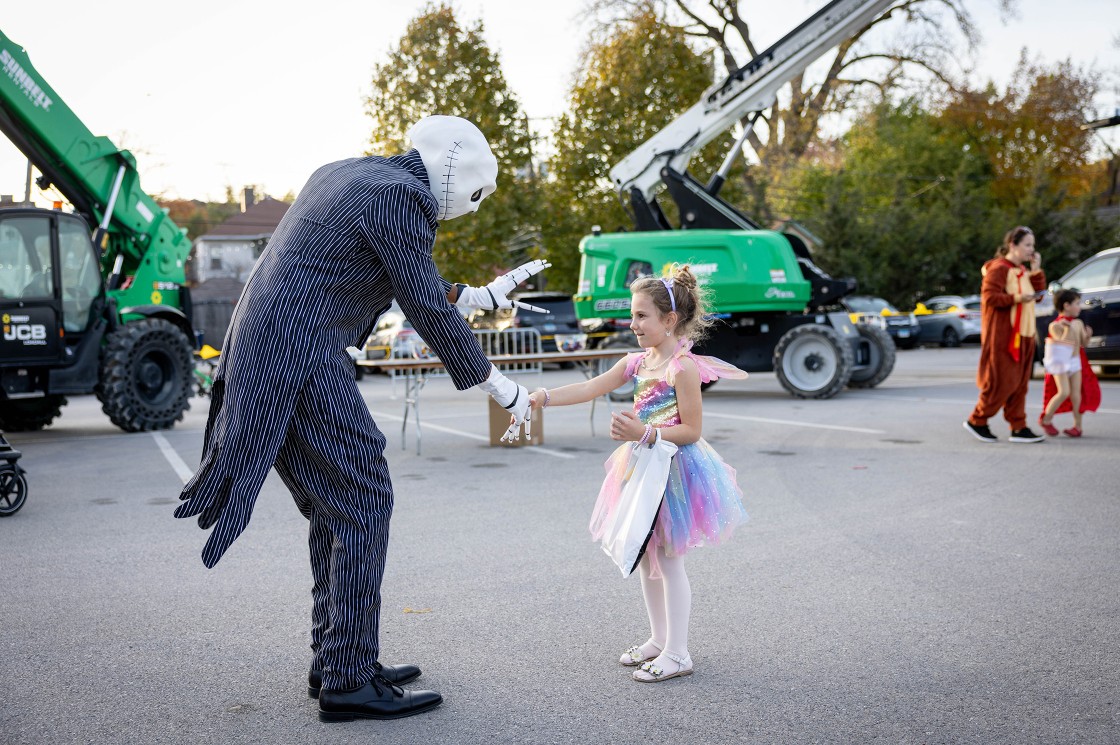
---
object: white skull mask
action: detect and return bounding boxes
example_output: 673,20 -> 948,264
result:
406,115 -> 498,221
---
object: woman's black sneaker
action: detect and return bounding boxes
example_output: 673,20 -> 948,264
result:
963,421 -> 998,442
1009,427 -> 1044,443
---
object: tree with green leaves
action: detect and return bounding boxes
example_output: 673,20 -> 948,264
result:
938,56 -> 1117,276
542,7 -> 737,290
788,99 -> 1000,307
940,56 -> 1101,210
363,3 -> 539,284
162,195 -> 240,242
787,58 -> 1119,307
586,0 -> 1019,222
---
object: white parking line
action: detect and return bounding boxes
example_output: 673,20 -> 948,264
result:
848,393 -> 1120,415
705,411 -> 886,434
152,432 -> 193,483
367,409 -> 576,459
848,393 -> 981,406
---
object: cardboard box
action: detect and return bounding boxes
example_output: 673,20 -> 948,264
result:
487,396 -> 543,446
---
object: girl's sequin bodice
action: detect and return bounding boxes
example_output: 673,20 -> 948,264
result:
634,377 -> 681,427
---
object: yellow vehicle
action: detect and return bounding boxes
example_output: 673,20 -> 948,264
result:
840,295 -> 920,350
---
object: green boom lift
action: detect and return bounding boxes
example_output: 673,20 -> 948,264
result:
577,0 -> 899,399
0,29 -> 196,431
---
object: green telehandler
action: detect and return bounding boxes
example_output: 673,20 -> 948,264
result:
575,0 -> 898,400
0,29 -> 196,431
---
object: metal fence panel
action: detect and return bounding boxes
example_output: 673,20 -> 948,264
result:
472,328 -> 543,375
377,327 -> 543,384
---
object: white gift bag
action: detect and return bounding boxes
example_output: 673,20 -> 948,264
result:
599,437 -> 678,577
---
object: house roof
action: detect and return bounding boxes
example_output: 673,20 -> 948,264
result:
198,197 -> 290,239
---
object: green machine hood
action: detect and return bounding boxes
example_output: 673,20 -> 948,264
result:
574,230 -> 810,319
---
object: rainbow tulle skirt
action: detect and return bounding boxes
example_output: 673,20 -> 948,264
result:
590,438 -> 747,561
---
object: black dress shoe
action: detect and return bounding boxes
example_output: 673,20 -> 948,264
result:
318,675 -> 442,722
308,663 -> 421,698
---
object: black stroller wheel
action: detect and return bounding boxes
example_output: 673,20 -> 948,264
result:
0,468 -> 28,517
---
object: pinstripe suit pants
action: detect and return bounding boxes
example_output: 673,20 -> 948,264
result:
272,353 -> 393,691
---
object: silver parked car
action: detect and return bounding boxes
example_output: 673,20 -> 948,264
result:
914,295 -> 982,347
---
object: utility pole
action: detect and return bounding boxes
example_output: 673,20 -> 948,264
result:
1082,111 -> 1120,206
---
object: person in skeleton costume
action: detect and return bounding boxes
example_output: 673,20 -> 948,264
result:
175,115 -> 544,722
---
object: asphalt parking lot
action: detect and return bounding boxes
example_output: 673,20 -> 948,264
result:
2,346 -> 1117,745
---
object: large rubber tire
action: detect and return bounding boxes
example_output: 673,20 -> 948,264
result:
773,324 -> 853,399
940,326 -> 961,348
848,324 -> 896,389
96,318 -> 194,432
599,333 -> 638,402
0,395 -> 67,431
0,468 -> 28,517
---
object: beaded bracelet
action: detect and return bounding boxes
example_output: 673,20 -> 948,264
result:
637,423 -> 653,446
535,388 -> 550,407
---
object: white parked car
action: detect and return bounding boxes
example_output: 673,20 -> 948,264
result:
364,310 -> 433,361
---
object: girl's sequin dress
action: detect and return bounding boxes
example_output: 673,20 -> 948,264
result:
589,341 -> 748,573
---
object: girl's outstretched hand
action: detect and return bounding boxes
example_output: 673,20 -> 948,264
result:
610,410 -> 644,441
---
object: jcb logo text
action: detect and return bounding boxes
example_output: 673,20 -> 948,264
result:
3,323 -> 48,344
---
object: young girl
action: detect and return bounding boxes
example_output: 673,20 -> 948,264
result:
527,265 -> 748,682
1039,289 -> 1099,437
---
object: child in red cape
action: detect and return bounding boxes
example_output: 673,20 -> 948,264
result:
1040,289 -> 1100,437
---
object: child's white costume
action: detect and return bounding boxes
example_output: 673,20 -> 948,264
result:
1041,315 -> 1101,418
1042,316 -> 1086,375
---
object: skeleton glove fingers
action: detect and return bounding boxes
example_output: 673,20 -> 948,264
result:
478,260 -> 553,310
499,384 -> 531,442
480,368 -> 530,441
507,259 -> 551,285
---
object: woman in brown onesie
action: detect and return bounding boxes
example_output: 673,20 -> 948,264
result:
964,226 -> 1047,443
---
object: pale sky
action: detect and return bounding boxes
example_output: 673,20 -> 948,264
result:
1,0 -> 1117,206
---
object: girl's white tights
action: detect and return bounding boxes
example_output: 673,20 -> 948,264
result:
637,549 -> 691,661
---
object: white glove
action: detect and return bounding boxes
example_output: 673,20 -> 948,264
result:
454,259 -> 553,312
477,366 -> 531,442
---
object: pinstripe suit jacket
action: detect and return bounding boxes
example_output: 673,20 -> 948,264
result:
176,150 -> 492,567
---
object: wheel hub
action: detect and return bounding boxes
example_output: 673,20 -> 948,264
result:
134,351 -> 174,404
779,330 -> 844,396
138,358 -> 165,391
